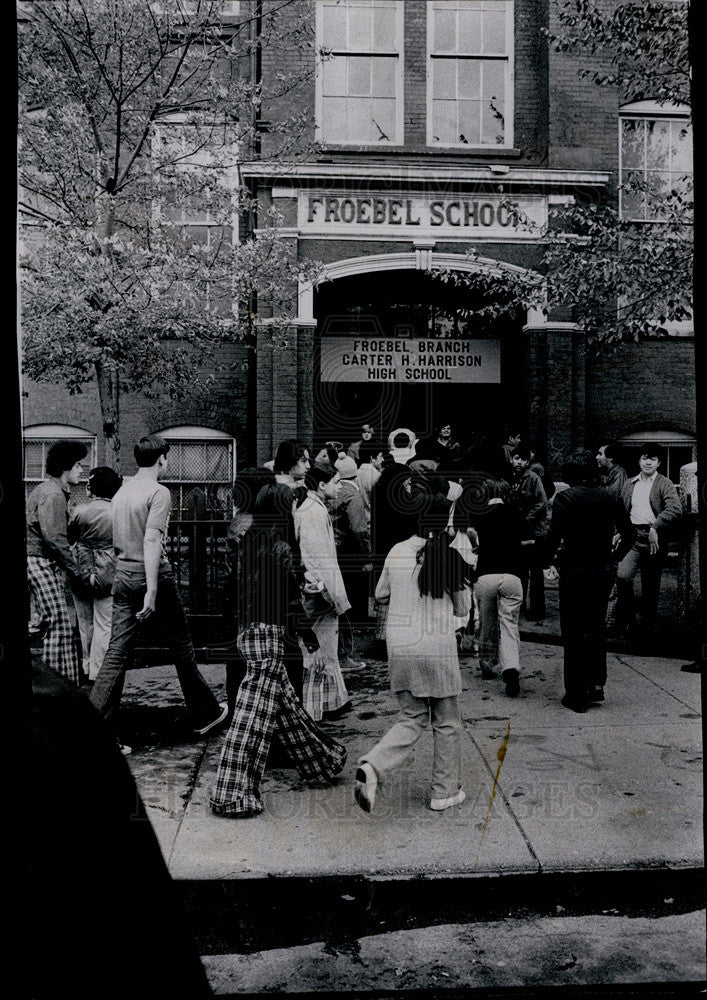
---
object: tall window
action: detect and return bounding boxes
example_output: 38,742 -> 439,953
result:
428,0 -> 514,148
619,102 -> 692,222
153,115 -> 238,318
158,426 -> 235,518
316,0 -> 404,145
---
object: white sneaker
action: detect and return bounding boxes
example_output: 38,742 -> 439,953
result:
429,788 -> 466,811
354,762 -> 378,813
118,742 -> 132,757
193,702 -> 229,736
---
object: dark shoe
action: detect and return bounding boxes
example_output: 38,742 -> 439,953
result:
322,701 -> 352,721
354,762 -> 378,813
193,702 -> 229,736
503,669 -> 520,698
587,686 -> 605,702
480,665 -> 496,680
561,694 -> 587,714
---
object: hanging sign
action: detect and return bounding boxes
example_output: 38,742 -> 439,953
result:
319,337 -> 501,384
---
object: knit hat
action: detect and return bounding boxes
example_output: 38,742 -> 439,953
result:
335,456 -> 358,479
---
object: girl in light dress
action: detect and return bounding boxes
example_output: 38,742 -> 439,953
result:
355,495 -> 472,813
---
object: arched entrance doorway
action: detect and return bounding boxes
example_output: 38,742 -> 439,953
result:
312,253 -> 534,452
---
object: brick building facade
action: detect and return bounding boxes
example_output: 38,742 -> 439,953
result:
22,0 -> 695,504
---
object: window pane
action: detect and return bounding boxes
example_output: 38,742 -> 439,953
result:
621,120 -> 644,170
205,443 -> 230,481
372,4 -> 396,49
646,170 -> 671,217
347,96 -> 372,141
458,58 -> 480,99
459,99 -> 482,144
322,2 -> 347,49
322,55 -> 348,96
349,3 -> 373,49
647,119 -> 671,172
370,97 -> 396,141
434,6 -> 456,51
621,173 -> 645,220
433,100 -> 459,144
348,55 -> 371,96
322,97 -> 346,142
482,8 -> 506,53
482,60 -> 505,142
458,4 -> 483,51
25,442 -> 44,480
371,56 -> 396,97
434,58 -> 457,99
671,122 -> 693,173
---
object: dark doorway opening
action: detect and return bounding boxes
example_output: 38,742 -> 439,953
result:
313,268 -> 525,452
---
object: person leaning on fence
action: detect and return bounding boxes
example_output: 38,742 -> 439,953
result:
354,492 -> 472,814
210,483 -> 347,819
90,434 -> 228,754
26,439 -> 88,686
68,466 -> 123,683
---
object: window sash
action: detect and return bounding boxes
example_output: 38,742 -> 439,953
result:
619,115 -> 693,222
316,0 -> 404,146
427,0 -> 514,148
23,436 -> 96,483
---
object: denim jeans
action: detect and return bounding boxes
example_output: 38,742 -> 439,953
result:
362,691 -> 463,802
90,563 -> 221,729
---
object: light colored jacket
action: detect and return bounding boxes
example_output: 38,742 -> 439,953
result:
293,493 -> 350,615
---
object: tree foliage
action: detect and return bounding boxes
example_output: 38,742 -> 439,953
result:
18,0 -> 318,467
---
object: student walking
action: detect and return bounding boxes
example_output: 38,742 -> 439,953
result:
211,484 -> 346,818
90,435 -> 227,751
68,466 -> 123,681
293,462 -> 352,720
26,440 -> 88,685
471,483 -> 524,698
354,495 -> 471,814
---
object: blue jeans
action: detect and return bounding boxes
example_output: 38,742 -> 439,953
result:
90,564 -> 221,729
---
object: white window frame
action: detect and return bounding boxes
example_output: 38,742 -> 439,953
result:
157,425 -> 236,518
23,424 -> 97,487
426,0 -> 514,149
315,0 -> 405,147
618,100 -> 692,223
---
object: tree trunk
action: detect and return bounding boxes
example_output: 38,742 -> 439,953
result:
96,361 -> 121,471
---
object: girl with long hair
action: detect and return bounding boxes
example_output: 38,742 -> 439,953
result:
355,494 -> 471,813
210,484 -> 346,818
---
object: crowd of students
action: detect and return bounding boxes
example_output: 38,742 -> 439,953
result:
26,422 -> 684,815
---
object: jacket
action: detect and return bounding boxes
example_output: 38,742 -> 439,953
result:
330,480 -> 371,557
620,473 -> 682,530
550,485 -> 634,570
26,478 -> 77,576
68,497 -> 116,597
510,469 -> 549,539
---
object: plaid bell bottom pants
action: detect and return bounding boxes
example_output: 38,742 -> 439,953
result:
210,623 -> 347,817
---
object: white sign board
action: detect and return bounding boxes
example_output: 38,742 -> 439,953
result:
300,192 -> 546,239
319,337 -> 501,384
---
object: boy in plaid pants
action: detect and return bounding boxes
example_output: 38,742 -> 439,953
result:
211,484 -> 346,818
26,440 -> 88,685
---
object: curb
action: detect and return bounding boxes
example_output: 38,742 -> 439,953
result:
179,865 -> 705,956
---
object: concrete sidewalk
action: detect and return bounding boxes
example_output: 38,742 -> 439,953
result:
123,640 -> 703,883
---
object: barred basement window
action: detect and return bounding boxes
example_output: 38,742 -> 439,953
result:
23,424 -> 97,504
618,431 -> 696,486
316,0 -> 404,145
158,426 -> 235,519
428,0 -> 514,148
